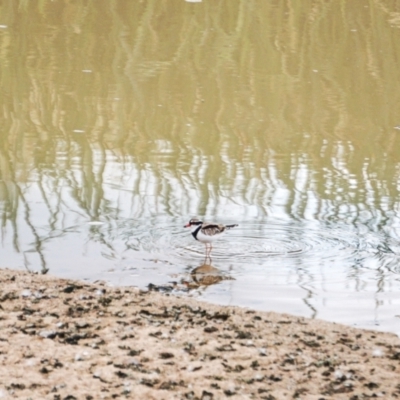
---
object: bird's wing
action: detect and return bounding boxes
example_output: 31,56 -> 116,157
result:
201,223 -> 225,236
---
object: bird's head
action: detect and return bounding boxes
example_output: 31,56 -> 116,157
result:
184,218 -> 203,228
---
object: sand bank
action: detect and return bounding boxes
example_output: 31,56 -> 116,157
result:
0,268 -> 399,399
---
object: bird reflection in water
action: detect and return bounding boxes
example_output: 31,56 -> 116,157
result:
147,255 -> 234,293
183,258 -> 234,290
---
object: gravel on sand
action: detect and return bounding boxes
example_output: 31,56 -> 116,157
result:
0,268 -> 399,399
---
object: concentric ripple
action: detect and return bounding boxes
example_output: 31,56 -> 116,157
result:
174,221 -> 364,265
85,218 -> 400,276
101,218 -> 398,271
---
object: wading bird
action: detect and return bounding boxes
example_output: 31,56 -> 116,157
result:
184,218 -> 238,258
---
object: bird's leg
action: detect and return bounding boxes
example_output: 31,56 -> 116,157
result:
206,243 -> 212,259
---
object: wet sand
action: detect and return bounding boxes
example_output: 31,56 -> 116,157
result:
1,268 -> 399,400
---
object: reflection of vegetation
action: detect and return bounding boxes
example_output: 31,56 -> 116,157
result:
0,0 -> 400,275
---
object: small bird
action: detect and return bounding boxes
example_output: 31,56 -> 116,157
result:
184,218 -> 238,258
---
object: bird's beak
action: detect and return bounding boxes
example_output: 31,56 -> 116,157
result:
184,223 -> 190,228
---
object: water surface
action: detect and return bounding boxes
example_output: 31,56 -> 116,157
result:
1,0 -> 400,334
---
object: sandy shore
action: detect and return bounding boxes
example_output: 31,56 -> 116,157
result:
0,268 -> 399,399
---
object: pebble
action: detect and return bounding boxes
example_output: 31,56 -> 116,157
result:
39,330 -> 57,339
75,351 -> 90,362
258,347 -> 267,356
334,369 -> 344,380
372,348 -> 384,357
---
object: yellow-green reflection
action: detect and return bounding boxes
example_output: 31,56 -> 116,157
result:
0,0 -> 400,332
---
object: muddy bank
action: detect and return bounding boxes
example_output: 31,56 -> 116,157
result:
0,268 -> 399,399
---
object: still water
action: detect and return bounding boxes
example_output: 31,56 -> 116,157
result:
1,0 -> 400,334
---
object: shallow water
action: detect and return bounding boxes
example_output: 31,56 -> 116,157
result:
1,0 -> 400,334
